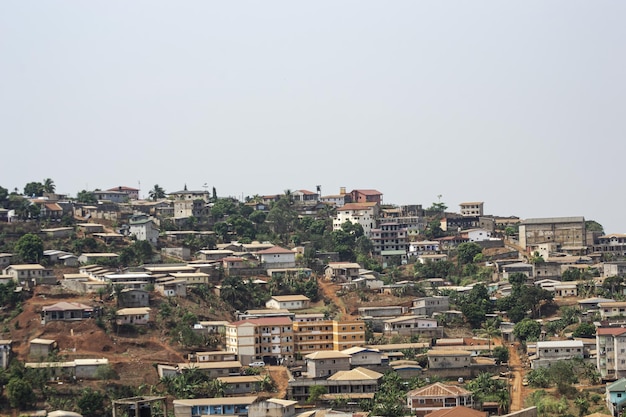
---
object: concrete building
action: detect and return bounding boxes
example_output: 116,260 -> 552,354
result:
304,351 -> 351,378
427,350 -> 472,369
531,340 -> 584,369
257,247 -> 296,269
370,221 -> 409,266
128,215 -> 159,246
597,327 -> 626,379
266,295 -> 311,311
411,296 -> 450,317
519,216 -> 586,251
407,383 -> 474,417
225,317 -> 294,366
384,316 -> 442,338
333,203 -> 379,237
459,202 -> 484,217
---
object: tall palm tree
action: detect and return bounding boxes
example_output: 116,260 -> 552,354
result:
476,319 -> 501,351
42,178 -> 55,193
149,184 -> 166,201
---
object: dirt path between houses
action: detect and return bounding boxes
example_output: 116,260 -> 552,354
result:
509,342 -> 525,411
317,277 -> 350,319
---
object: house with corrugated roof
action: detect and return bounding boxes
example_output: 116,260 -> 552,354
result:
116,307 -> 151,326
406,382 -> 474,416
266,295 -> 311,310
304,351 -> 351,378
41,302 -> 94,324
257,246 -> 296,269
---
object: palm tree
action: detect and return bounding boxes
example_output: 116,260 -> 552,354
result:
149,184 -> 166,201
476,319 -> 501,351
42,178 -> 55,193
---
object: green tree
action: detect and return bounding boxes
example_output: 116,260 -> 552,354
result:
307,385 -> 328,404
513,318 -> 541,342
492,346 -> 510,364
14,233 -> 44,263
77,190 -> 97,204
0,185 -> 8,208
456,242 -> 482,265
573,322 -> 596,338
371,372 -> 408,417
585,220 -> 604,233
42,178 -> 56,193
77,388 -> 106,417
457,284 -> 492,328
6,377 -> 36,409
23,181 -> 44,197
476,318 -> 500,351
149,184 -> 166,201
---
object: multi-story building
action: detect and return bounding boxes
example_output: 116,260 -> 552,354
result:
519,216 -> 586,252
406,382 -> 474,417
293,320 -> 365,355
304,351 -> 351,378
383,317 -> 442,338
348,189 -> 383,205
531,340 -> 584,369
106,186 -> 140,200
411,296 -> 450,317
333,203 -> 379,237
128,214 -> 159,246
599,302 -> 626,320
333,320 -> 366,351
594,234 -> 626,257
459,202 -> 484,217
370,221 -> 408,266
597,327 -> 626,379
225,317 -> 294,366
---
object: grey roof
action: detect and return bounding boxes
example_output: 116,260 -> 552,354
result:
521,216 -> 585,225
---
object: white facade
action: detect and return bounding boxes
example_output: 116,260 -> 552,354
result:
464,228 -> 492,242
333,204 -> 377,237
532,340 -> 583,369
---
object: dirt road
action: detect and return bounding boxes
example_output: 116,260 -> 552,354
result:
317,277 -> 350,318
508,342 -> 525,411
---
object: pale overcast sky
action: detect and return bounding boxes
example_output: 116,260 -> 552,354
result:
2,2 -> 625,232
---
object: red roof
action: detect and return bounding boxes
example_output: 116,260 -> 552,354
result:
44,203 -> 63,211
597,327 -> 626,336
298,189 -> 317,195
352,189 -> 382,196
256,246 -> 293,255
230,317 -> 293,326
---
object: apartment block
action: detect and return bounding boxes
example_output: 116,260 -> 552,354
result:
597,327 -> 626,379
293,320 -> 366,355
225,317 -> 294,366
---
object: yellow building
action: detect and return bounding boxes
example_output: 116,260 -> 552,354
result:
293,320 -> 365,355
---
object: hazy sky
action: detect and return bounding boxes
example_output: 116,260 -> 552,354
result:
2,2 -> 625,232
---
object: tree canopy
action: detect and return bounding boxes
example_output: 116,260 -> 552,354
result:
14,233 -> 44,263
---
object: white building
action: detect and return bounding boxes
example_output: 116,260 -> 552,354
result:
266,295 -> 311,310
333,203 -> 379,237
531,340 -> 583,369
128,215 -> 160,246
257,247 -> 296,269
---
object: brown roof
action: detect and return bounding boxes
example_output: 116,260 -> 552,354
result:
338,203 -> 378,211
597,328 -> 626,336
43,302 -> 92,312
256,246 -> 293,255
408,382 -> 472,398
230,316 -> 293,326
351,189 -> 382,196
44,203 -> 63,211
